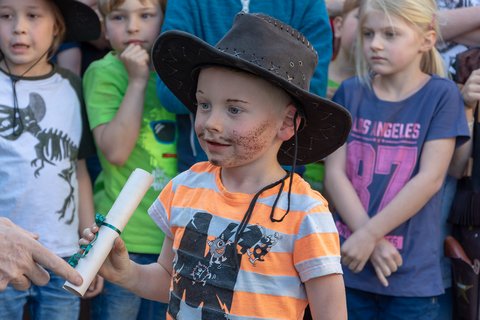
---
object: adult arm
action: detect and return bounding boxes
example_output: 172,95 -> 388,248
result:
325,0 -> 345,17
0,218 -> 82,291
449,70 -> 480,178
437,7 -> 480,44
305,274 -> 347,320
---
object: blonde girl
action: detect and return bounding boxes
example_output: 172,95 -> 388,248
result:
324,0 -> 469,318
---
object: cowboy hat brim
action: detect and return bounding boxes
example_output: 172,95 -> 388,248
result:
153,30 -> 351,165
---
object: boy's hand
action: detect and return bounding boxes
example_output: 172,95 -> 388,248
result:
79,224 -> 132,287
119,44 -> 150,84
83,274 -> 104,298
369,239 -> 403,287
341,227 -> 376,273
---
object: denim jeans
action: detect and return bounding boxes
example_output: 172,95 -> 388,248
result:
346,287 -> 440,320
91,253 -> 168,320
0,268 -> 80,320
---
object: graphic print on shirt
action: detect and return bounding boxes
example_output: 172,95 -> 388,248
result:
169,211 -> 281,319
0,92 -> 79,224
148,120 -> 176,191
348,116 -> 420,213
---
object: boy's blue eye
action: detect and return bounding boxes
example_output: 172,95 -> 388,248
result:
141,13 -> 154,19
228,106 -> 241,115
110,14 -> 124,21
197,103 -> 210,111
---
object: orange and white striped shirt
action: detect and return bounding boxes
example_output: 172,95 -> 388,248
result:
149,162 -> 342,319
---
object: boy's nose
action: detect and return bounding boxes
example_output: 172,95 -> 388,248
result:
203,110 -> 223,133
13,17 -> 27,34
127,16 -> 140,33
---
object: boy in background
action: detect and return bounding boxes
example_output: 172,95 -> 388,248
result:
83,0 -> 175,319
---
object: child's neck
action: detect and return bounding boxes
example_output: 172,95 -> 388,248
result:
372,68 -> 431,102
220,162 -> 287,194
0,60 -> 53,78
329,49 -> 355,85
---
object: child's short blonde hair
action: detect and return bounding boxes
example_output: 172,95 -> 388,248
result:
356,0 -> 445,83
98,0 -> 166,17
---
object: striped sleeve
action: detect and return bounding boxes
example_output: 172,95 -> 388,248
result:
148,180 -> 174,239
293,206 -> 343,282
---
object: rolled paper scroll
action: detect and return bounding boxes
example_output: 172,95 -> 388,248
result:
63,168 -> 154,296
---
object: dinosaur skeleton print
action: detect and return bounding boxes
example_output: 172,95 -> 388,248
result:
0,92 -> 79,224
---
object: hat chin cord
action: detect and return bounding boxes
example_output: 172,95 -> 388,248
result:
2,49 -> 50,137
233,112 -> 299,267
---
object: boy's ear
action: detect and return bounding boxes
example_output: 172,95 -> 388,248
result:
419,30 -> 436,53
278,104 -> 301,142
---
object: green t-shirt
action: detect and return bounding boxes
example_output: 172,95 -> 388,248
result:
84,52 -> 177,254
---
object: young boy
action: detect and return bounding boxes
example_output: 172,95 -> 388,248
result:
0,0 -> 100,317
156,0 -> 333,174
83,12 -> 351,319
82,0 -> 175,318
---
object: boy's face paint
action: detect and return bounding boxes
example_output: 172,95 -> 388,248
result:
103,0 -> 162,54
194,66 -> 290,170
0,0 -> 57,76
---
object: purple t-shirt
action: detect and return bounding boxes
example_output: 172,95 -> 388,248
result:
333,75 -> 469,296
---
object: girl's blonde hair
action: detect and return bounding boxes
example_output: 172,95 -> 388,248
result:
356,0 -> 445,84
98,0 -> 166,17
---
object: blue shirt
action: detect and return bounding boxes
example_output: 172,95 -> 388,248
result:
333,75 -> 469,297
156,0 -> 332,172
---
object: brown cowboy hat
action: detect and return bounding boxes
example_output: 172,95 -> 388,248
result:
52,0 -> 101,42
152,12 -> 351,165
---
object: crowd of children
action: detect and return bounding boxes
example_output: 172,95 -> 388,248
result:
0,0 -> 479,319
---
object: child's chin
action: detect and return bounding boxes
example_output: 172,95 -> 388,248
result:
208,159 -> 222,167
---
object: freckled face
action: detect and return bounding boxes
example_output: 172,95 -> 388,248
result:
195,66 -> 290,169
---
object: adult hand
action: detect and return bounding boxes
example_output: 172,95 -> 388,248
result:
462,69 -> 480,108
83,274 -> 104,298
370,239 -> 403,287
0,218 -> 83,291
